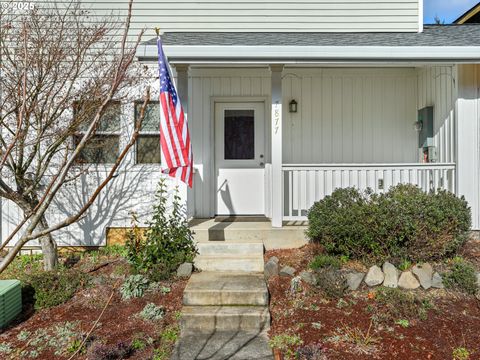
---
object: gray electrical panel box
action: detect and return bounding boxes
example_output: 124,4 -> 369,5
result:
418,106 -> 434,148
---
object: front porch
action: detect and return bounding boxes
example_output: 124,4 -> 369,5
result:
181,65 -> 459,231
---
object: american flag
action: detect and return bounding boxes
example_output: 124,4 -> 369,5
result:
157,37 -> 193,188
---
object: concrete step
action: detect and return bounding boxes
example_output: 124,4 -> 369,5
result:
180,306 -> 270,333
189,220 -> 308,250
171,330 -> 273,360
194,255 -> 264,273
197,242 -> 264,256
184,272 -> 269,306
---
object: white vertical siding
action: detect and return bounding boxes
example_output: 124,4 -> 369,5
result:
29,0 -> 420,33
457,64 -> 480,230
416,66 -> 456,163
282,68 -> 418,164
189,69 -> 271,218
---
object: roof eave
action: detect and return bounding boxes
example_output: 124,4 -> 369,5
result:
136,45 -> 480,64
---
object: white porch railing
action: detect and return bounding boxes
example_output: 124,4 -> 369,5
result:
282,163 -> 456,221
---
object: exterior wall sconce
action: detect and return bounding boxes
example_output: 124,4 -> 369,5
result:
289,99 -> 298,113
413,120 -> 423,132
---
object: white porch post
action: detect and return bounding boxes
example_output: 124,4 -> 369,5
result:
456,64 -> 480,230
270,65 -> 284,228
174,64 -> 195,219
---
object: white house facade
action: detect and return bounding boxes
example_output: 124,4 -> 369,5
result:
2,0 -> 480,248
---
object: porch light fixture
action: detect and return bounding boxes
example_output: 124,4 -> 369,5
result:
414,120 -> 423,132
289,99 -> 298,113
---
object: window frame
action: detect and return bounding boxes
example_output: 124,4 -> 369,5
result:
135,100 -> 161,165
73,100 -> 122,165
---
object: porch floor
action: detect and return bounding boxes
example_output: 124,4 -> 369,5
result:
189,218 -> 308,250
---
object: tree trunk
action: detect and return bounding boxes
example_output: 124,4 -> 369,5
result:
38,215 -> 58,271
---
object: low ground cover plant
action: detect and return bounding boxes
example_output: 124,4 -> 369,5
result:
370,287 -> 433,324
307,185 -> 471,263
443,257 -> 478,295
120,274 -> 150,300
309,254 -> 343,270
26,268 -> 88,309
125,179 -> 197,281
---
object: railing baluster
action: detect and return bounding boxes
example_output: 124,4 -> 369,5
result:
281,163 -> 456,221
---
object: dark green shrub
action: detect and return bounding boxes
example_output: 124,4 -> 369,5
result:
125,179 -> 197,281
307,185 -> 471,263
443,257 -> 478,295
26,269 -> 88,309
309,255 -> 342,270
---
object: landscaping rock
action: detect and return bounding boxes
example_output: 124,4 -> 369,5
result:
269,256 -> 279,264
431,272 -> 444,289
398,271 -> 420,290
382,262 -> 398,288
345,272 -> 365,291
280,266 -> 296,277
365,265 -> 384,287
412,263 -> 433,289
177,262 -> 193,278
300,271 -> 317,286
264,259 -> 279,279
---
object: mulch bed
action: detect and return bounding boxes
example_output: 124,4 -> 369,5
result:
267,244 -> 480,360
0,259 -> 187,360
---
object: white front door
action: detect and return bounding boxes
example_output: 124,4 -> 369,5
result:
215,102 -> 265,216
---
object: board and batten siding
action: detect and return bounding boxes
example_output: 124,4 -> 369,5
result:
416,66 -> 456,164
282,68 -> 419,164
31,0 -> 421,33
188,69 -> 272,218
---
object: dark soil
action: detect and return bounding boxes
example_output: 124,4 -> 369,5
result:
0,257 -> 187,360
267,244 -> 480,360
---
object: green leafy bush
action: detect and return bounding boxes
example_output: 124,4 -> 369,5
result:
125,179 -> 197,281
307,185 -> 471,263
443,257 -> 478,295
120,275 -> 150,300
309,255 -> 342,270
26,269 -> 88,309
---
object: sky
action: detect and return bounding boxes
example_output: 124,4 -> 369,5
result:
424,0 -> 479,24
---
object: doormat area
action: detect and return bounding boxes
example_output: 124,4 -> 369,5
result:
214,216 -> 269,223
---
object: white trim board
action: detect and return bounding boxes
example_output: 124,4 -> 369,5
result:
137,45 -> 480,63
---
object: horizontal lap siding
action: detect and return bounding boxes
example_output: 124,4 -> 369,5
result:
29,0 -> 420,33
283,68 -> 418,164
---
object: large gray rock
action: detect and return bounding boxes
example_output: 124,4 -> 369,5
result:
431,272 -> 444,289
177,262 -> 193,278
264,259 -> 279,279
300,271 -> 317,286
398,271 -> 420,290
279,266 -> 296,277
382,262 -> 398,288
345,272 -> 365,291
412,263 -> 433,289
364,265 -> 384,287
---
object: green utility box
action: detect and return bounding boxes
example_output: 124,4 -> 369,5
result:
0,280 -> 22,329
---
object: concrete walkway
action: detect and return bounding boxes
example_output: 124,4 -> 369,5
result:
172,242 -> 273,359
